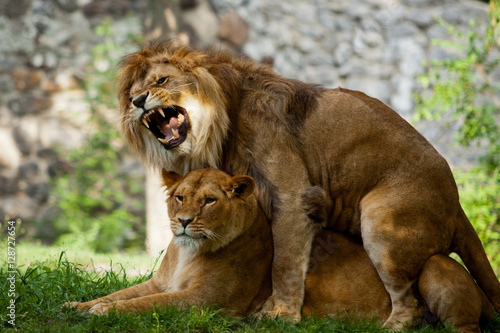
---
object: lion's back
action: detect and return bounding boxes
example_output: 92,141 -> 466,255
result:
303,87 -> 457,200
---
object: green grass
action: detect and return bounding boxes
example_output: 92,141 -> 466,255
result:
1,253 -> 499,332
14,241 -> 158,277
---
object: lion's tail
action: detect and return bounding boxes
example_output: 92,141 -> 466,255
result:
452,207 -> 500,314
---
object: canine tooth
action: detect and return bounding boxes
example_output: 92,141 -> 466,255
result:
178,114 -> 185,125
142,118 -> 150,128
158,109 -> 165,117
158,137 -> 168,144
172,128 -> 179,138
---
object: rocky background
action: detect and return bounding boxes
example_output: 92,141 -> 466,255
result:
0,0 -> 490,239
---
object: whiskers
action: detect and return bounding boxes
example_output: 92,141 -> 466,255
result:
203,228 -> 226,249
166,82 -> 193,96
171,223 -> 227,253
120,114 -> 137,136
119,108 -> 144,138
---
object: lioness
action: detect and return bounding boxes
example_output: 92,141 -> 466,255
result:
66,169 -> 493,333
117,42 -> 500,328
67,168 -> 273,316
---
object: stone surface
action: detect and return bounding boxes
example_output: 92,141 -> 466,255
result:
26,182 -> 49,203
7,94 -> 53,117
18,162 -> 39,179
38,118 -> 84,150
0,129 -> 21,170
333,42 -> 353,67
441,6 -> 461,24
401,0 -> 438,7
82,0 -> 130,17
387,22 -> 419,39
0,175 -> 19,196
2,0 -> 31,19
37,148 -> 57,159
218,10 -> 249,47
0,75 -> 15,92
13,122 -> 35,156
11,68 -> 43,91
47,160 -> 73,178
183,0 -> 220,45
408,9 -> 434,28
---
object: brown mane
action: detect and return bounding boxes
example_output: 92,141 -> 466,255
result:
117,41 -> 323,216
117,40 -> 322,132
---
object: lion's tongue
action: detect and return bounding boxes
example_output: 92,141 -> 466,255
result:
161,117 -> 179,141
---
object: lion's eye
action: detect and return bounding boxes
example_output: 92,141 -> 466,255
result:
175,195 -> 183,203
157,77 -> 168,85
204,197 -> 216,206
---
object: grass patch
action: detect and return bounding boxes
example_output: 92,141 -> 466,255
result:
1,254 -> 499,332
15,242 -> 157,271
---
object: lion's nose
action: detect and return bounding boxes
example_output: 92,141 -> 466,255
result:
178,217 -> 193,228
132,92 -> 149,108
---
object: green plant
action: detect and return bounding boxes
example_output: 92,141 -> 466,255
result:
51,18 -> 144,253
455,169 -> 500,277
415,1 -> 500,276
52,128 -> 143,253
415,1 -> 500,172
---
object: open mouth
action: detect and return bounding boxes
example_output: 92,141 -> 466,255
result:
141,106 -> 189,150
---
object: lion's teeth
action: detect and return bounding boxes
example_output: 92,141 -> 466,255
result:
142,118 -> 150,128
178,114 -> 185,125
172,128 -> 179,138
158,109 -> 165,117
158,137 -> 167,144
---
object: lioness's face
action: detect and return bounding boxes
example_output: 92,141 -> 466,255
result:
164,169 -> 256,253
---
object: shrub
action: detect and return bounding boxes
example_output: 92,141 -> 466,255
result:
51,18 -> 144,253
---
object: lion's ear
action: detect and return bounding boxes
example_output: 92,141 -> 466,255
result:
161,169 -> 182,189
225,175 -> 255,199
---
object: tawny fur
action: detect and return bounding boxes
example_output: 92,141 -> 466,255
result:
116,41 -> 500,328
64,171 -> 493,333
66,169 -> 273,317
301,187 -> 494,333
303,232 -> 494,333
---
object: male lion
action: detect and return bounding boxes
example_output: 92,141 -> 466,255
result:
66,169 -> 493,333
117,41 -> 500,328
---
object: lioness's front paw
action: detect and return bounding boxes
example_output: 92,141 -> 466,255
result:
256,297 -> 301,323
62,301 -> 79,310
89,300 -> 125,315
89,303 -> 112,315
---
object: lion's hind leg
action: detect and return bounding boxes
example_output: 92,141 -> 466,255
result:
359,197 -> 448,330
418,254 -> 495,333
